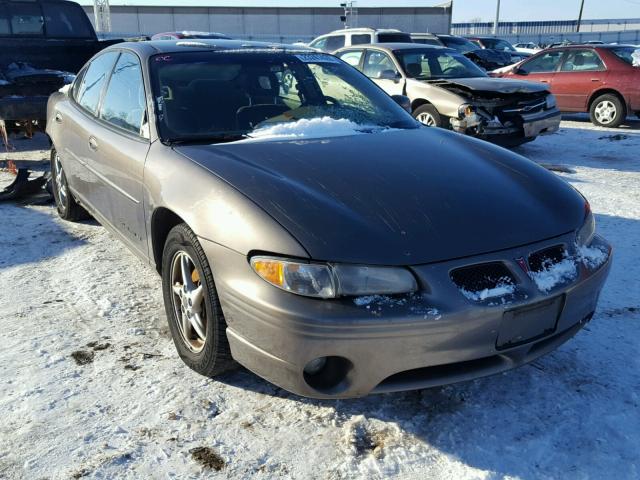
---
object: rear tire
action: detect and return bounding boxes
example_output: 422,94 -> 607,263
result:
50,148 -> 89,221
413,104 -> 442,127
161,223 -> 235,377
589,94 -> 625,128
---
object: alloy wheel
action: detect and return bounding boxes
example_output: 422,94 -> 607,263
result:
417,112 -> 436,126
170,250 -> 207,352
54,153 -> 67,205
594,100 -> 617,125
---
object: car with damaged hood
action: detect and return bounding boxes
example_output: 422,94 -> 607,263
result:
466,36 -> 531,64
46,39 -> 611,399
432,34 -> 515,71
0,0 -> 123,135
336,43 -> 561,146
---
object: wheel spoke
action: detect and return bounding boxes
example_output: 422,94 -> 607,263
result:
191,285 -> 204,312
181,312 -> 191,337
180,255 -> 194,290
172,283 -> 182,296
190,313 -> 206,340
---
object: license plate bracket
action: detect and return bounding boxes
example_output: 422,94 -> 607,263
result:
496,295 -> 565,350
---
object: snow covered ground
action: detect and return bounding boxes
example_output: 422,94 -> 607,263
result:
0,116 -> 639,479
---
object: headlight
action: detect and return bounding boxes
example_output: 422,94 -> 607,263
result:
250,256 -> 417,299
458,103 -> 475,119
576,201 -> 595,246
545,94 -> 557,109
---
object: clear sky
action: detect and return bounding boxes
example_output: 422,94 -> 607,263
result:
450,0 -> 640,22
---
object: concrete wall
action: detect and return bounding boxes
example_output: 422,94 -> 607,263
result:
82,5 -> 452,42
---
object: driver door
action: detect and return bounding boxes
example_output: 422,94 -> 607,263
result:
511,49 -> 565,89
362,50 -> 405,96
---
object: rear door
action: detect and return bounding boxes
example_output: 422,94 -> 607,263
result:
89,51 -> 151,257
553,48 -> 608,111
511,49 -> 565,90
362,49 -> 404,95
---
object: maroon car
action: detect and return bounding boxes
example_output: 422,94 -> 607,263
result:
494,45 -> 640,127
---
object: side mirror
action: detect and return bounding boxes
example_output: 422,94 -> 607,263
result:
514,67 -> 528,75
378,69 -> 401,82
391,94 -> 411,113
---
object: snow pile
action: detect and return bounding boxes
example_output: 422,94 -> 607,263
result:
250,117 -> 376,140
577,244 -> 609,269
530,257 -> 578,293
460,282 -> 515,301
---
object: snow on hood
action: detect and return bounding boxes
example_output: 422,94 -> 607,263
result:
632,48 -> 640,67
248,117 -> 384,141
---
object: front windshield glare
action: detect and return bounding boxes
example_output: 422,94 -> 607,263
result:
149,51 -> 417,142
395,49 -> 487,80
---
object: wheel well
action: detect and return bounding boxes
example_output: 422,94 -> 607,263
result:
151,207 -> 185,274
411,98 -> 432,113
588,89 -> 627,112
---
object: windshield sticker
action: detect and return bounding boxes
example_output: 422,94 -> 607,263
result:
295,53 -> 341,64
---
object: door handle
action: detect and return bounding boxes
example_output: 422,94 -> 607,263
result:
540,80 -> 549,83
54,112 -> 62,123
88,137 -> 98,151
591,78 -> 600,82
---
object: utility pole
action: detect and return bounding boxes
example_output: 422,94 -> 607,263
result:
339,1 -> 357,29
576,0 -> 585,32
93,0 -> 111,33
493,0 -> 501,35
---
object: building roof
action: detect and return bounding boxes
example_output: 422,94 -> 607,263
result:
75,0 -> 451,8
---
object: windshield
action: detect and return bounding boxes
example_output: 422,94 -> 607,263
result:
439,36 -> 479,54
480,38 -> 516,52
395,49 -> 486,80
150,51 -> 417,143
609,46 -> 640,67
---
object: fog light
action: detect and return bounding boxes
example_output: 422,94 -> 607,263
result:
303,357 -> 327,375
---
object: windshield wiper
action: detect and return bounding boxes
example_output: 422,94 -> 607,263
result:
165,133 -> 248,145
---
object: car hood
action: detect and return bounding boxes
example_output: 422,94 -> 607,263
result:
429,77 -> 549,95
176,128 -> 584,265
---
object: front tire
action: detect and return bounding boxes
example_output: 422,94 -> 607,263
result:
161,223 -> 235,377
589,94 -> 625,128
50,148 -> 89,221
413,104 -> 442,127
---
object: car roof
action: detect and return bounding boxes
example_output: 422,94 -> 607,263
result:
106,39 -> 316,58
336,43 -> 450,53
326,27 -> 403,35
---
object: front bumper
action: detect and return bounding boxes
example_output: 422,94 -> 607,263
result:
203,234 -> 611,399
451,107 -> 561,144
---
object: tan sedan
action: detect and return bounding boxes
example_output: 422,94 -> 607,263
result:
335,43 -> 561,146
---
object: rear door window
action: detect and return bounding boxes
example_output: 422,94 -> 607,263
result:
9,2 -> 44,36
100,52 -> 147,136
560,49 -> 605,71
42,1 -> 93,38
377,32 -> 412,43
520,50 -> 564,73
351,34 -> 371,45
75,51 -> 119,115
